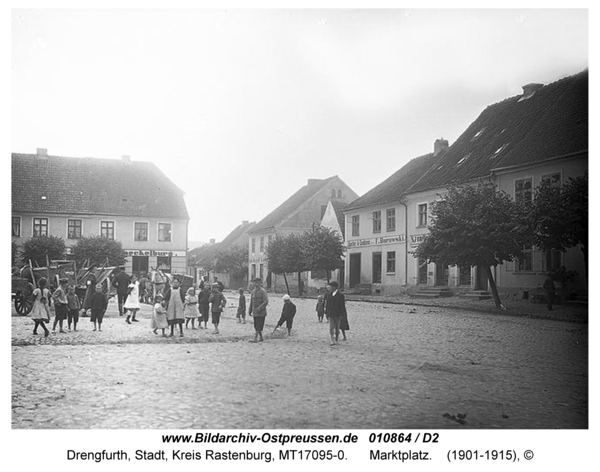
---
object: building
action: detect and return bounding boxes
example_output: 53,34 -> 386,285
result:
344,70 -> 588,296
12,150 -> 189,275
247,176 -> 358,293
189,220 -> 256,289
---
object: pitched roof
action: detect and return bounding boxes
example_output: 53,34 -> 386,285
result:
330,200 -> 350,237
189,221 -> 256,267
344,152 -> 443,210
249,176 -> 338,233
12,153 -> 189,219
220,221 -> 256,248
410,69 -> 588,192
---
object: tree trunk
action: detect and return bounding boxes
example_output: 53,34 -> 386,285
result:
581,246 -> 588,283
297,272 -> 303,297
485,265 -> 505,310
282,273 -> 290,295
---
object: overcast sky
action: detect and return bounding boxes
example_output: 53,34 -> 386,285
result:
11,8 -> 589,245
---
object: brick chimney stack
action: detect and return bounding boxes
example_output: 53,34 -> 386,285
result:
36,148 -> 48,159
434,138 -> 449,156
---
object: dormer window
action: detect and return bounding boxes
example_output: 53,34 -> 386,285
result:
457,153 -> 471,166
490,143 -> 509,159
471,127 -> 486,141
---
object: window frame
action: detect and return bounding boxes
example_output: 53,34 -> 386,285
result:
351,215 -> 360,237
100,220 -> 115,240
514,177 -> 533,205
33,217 -> 49,237
134,221 -> 149,242
417,203 -> 428,227
157,222 -> 172,242
516,247 -> 534,272
386,251 -> 396,274
67,219 -> 83,239
540,172 -> 562,188
386,208 -> 396,232
372,210 -> 382,234
12,216 -> 21,237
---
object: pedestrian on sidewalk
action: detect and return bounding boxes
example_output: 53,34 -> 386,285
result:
125,274 -> 141,324
248,277 -> 268,343
151,294 -> 168,336
111,267 -> 130,316
543,273 -> 556,311
184,287 -> 200,330
315,294 -> 325,322
236,288 -> 247,323
30,277 -> 51,337
209,283 -> 227,334
164,277 -> 185,337
51,277 -> 69,333
90,283 -> 108,331
66,285 -> 81,331
273,294 -> 296,336
198,282 -> 210,329
324,281 -> 347,346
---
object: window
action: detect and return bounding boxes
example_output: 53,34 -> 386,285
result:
372,211 -> 381,233
251,238 -> 256,254
260,236 -> 265,252
33,218 -> 48,237
134,222 -> 148,241
132,256 -> 149,273
386,208 -> 396,232
100,221 -> 115,239
541,173 -> 562,187
543,249 -> 563,272
417,204 -> 428,227
67,219 -> 82,239
337,189 -> 343,198
372,252 -> 382,284
331,188 -> 336,198
158,223 -> 172,242
351,215 -> 360,237
259,264 -> 264,280
515,178 -> 533,205
517,248 -> 533,272
251,264 -> 257,279
157,256 -> 171,272
386,251 -> 396,273
12,217 -> 21,237
418,258 -> 428,285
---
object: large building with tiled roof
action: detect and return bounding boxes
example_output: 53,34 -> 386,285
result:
247,176 -> 358,292
12,149 -> 189,275
343,69 -> 587,296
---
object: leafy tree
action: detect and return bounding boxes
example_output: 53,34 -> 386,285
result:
71,235 -> 126,267
301,225 -> 345,282
265,233 -> 308,294
414,183 -> 530,309
21,235 -> 66,267
529,173 -> 588,279
12,240 -> 20,267
213,245 -> 249,277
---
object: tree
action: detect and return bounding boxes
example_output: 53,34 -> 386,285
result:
413,183 -> 530,309
71,235 -> 127,267
21,235 -> 66,267
213,245 -> 249,277
529,173 -> 588,279
301,225 -> 345,282
12,240 -> 20,267
265,233 -> 307,295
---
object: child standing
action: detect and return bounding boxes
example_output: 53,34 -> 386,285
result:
125,274 -> 141,324
51,277 -> 69,333
165,278 -> 185,337
236,288 -> 246,323
274,294 -> 297,335
208,283 -> 227,334
90,283 -> 108,331
198,283 -> 211,329
30,277 -> 51,337
66,285 -> 81,331
151,294 -> 168,336
184,287 -> 200,329
316,294 -> 325,322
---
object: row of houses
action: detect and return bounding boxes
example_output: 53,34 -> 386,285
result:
12,69 -> 587,298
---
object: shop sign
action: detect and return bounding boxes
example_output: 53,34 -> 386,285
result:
347,235 -> 406,248
124,250 -> 186,257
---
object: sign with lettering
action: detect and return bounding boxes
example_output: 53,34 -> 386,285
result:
124,250 -> 186,257
347,235 -> 406,248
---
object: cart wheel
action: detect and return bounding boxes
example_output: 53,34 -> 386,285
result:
14,291 -> 34,315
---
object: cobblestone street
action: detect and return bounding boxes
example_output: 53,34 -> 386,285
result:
11,293 -> 588,429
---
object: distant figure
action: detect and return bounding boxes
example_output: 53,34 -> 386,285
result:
274,294 -> 297,336
236,288 -> 247,324
315,294 -> 325,322
81,274 -> 97,318
209,283 -> 227,334
198,282 -> 211,330
164,278 -> 185,337
543,273 -> 556,311
151,294 -> 168,337
213,276 -> 225,292
138,272 -> 149,304
111,267 -> 131,316
90,283 -> 108,332
248,277 -> 268,343
324,281 -> 348,346
51,277 -> 69,333
124,274 -> 141,324
30,277 -> 51,337
184,287 -> 200,330
66,285 -> 81,332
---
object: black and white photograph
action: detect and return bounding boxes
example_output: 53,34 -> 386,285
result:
5,3 -> 594,470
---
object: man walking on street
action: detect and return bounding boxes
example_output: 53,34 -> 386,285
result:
324,281 -> 347,346
111,267 -> 130,316
249,277 -> 268,343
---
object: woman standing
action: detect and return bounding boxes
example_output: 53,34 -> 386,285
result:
125,274 -> 141,324
164,278 -> 185,337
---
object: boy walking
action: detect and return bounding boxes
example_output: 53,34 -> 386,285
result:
274,294 -> 296,336
66,285 -> 81,331
236,288 -> 246,323
51,278 -> 69,333
248,277 -> 268,343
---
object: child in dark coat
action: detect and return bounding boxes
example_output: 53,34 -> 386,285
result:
90,283 -> 108,331
66,285 -> 81,331
236,288 -> 246,323
274,294 -> 297,336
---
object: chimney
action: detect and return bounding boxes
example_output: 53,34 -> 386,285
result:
36,148 -> 48,159
307,178 -> 321,185
122,155 -> 131,162
242,220 -> 249,225
209,238 -> 216,244
521,83 -> 543,97
434,138 -> 449,156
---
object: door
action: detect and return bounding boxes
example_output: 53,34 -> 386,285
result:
372,252 -> 382,284
349,253 -> 361,288
475,265 -> 488,290
435,263 -> 448,286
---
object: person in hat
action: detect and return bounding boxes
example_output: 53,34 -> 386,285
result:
236,288 -> 247,323
151,293 -> 168,336
324,281 -> 348,346
111,267 -> 131,316
209,283 -> 227,334
248,277 -> 268,343
273,294 -> 297,336
51,277 -> 69,333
